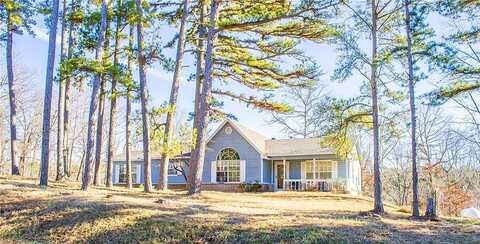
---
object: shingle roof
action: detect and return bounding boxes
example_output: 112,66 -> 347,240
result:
113,151 -> 190,161
114,120 -> 337,161
229,120 -> 267,153
223,120 -> 336,157
265,138 -> 336,157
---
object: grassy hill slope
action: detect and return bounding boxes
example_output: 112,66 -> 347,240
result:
0,176 -> 478,243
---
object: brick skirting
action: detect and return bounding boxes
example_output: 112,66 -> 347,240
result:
114,183 -> 273,192
201,183 -> 273,192
114,183 -> 186,190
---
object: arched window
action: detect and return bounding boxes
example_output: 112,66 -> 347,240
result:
217,148 -> 240,161
216,148 -> 240,183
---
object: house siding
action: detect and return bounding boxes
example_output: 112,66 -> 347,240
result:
112,162 -> 143,183
263,159 -> 272,183
113,159 -> 187,185
203,123 -> 262,183
337,160 -> 347,179
110,119 -> 362,194
288,160 -> 302,179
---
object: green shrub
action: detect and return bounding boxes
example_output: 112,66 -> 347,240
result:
240,181 -> 262,192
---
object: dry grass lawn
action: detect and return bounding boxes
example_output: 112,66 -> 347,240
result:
0,176 -> 479,243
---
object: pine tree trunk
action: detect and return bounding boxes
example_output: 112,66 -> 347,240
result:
126,91 -> 133,189
188,0 -> 220,196
126,25 -> 134,189
93,19 -> 111,186
0,138 -> 5,174
135,0 -> 153,192
64,0 -> 77,178
188,0 -> 206,188
76,148 -> 85,181
6,15 -> 19,176
40,0 -> 61,186
371,0 -> 384,214
404,0 -> 420,218
159,0 -> 190,191
93,79 -> 106,185
81,0 -> 108,191
56,0 -> 69,181
63,78 -> 71,177
106,0 -> 123,188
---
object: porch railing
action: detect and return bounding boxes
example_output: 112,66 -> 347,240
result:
284,179 -> 333,192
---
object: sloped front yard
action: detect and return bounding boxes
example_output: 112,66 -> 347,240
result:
0,177 -> 478,243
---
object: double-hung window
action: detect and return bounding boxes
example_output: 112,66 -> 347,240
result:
216,160 -> 240,183
316,161 -> 333,179
119,164 -> 139,183
304,160 -> 333,180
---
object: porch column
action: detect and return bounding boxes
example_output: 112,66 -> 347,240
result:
313,158 -> 316,180
283,159 -> 286,189
271,160 -> 274,184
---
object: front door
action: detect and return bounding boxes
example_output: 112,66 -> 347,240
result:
276,164 -> 284,189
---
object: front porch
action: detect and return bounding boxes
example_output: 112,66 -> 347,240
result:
271,159 -> 345,192
284,179 -> 334,191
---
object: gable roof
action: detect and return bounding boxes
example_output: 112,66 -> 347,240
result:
206,119 -> 267,154
230,120 -> 268,152
207,120 -> 336,158
114,121 -> 338,162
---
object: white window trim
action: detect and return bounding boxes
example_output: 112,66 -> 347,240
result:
135,164 -> 141,184
114,163 -> 141,184
211,161 -> 217,183
285,160 -> 290,179
332,161 -> 338,179
114,164 -> 120,184
216,147 -> 240,161
301,161 -> 305,180
214,159 -> 244,184
240,160 -> 246,183
271,160 -> 274,184
260,156 -> 264,184
302,160 -> 334,180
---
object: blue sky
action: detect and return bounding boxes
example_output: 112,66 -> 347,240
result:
10,11 -> 458,139
11,28 -> 337,138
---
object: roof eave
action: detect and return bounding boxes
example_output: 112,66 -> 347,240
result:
266,153 -> 339,160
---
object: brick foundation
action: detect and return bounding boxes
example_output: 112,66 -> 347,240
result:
114,183 -> 186,190
114,183 -> 273,192
201,183 -> 273,192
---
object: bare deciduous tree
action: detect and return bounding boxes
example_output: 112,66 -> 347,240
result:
268,84 -> 329,138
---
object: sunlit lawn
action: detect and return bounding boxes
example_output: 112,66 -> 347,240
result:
0,176 -> 478,243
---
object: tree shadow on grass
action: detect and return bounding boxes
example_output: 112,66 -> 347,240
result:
0,179 -> 189,203
0,179 -> 81,193
0,193 -> 199,242
1,183 -> 478,243
85,211 -> 480,244
0,180 -> 45,191
0,187 -> 252,242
